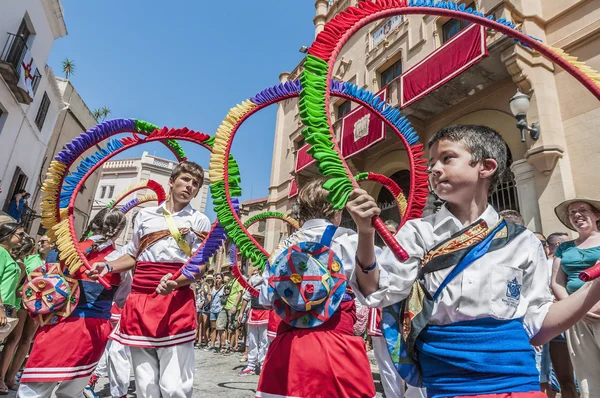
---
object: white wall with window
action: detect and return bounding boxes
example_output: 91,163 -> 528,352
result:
0,0 -> 67,213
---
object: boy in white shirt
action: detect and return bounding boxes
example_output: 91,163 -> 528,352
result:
88,161 -> 211,398
347,124 -> 600,397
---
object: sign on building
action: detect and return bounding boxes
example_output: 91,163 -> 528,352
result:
373,16 -> 404,47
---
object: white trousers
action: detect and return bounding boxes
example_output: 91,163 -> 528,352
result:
372,336 -> 427,398
129,342 -> 195,398
246,324 -> 268,369
17,377 -> 89,398
566,319 -> 600,398
108,339 -> 132,397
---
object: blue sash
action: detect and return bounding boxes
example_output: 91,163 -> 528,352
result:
418,318 -> 539,397
68,280 -> 114,320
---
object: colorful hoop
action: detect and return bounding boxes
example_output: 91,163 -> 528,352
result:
208,79 -> 427,271
106,179 -> 167,209
230,212 -> 300,297
40,119 -> 242,288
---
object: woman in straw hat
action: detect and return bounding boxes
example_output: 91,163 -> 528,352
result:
552,196 -> 600,397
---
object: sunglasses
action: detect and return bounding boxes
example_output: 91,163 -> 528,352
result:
38,240 -> 49,244
14,231 -> 26,239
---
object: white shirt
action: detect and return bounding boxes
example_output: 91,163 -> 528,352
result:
126,203 -> 211,263
259,219 -> 358,308
349,204 -> 553,338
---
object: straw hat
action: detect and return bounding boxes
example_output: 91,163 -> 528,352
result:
554,196 -> 600,231
0,214 -> 16,225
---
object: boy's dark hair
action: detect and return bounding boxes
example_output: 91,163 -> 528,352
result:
297,178 -> 338,224
428,124 -> 508,194
171,161 -> 204,187
498,209 -> 525,226
547,232 -> 568,246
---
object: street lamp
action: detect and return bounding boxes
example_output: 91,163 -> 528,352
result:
509,90 -> 540,143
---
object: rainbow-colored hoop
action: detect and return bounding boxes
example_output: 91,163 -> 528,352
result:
208,79 -> 427,271
298,0 -> 600,262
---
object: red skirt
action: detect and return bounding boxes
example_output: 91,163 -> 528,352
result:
256,300 -> 375,398
110,262 -> 196,348
21,317 -> 112,382
248,308 -> 270,326
267,310 -> 280,340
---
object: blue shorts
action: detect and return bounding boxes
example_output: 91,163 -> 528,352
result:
210,312 -> 219,321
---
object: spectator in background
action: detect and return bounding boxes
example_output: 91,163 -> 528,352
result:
384,220 -> 399,235
4,236 -> 53,390
7,191 -> 29,224
219,276 -> 243,354
194,278 -> 211,348
545,232 -> 578,398
0,235 -> 35,392
552,197 -> 600,397
206,273 -> 226,352
0,223 -> 26,394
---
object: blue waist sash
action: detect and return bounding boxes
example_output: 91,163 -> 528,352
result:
417,318 -> 539,397
68,280 -> 114,320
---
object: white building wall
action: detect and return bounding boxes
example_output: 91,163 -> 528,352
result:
0,0 -> 66,209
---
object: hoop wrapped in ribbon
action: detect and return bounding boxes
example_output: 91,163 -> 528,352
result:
39,118 -> 242,289
208,79 -> 427,273
230,212 -> 300,297
106,179 -> 167,210
355,172 -> 407,222
298,0 -> 600,264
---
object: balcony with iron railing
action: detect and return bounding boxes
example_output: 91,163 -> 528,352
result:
0,33 -> 34,104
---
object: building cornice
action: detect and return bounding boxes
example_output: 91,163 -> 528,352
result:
42,0 -> 68,39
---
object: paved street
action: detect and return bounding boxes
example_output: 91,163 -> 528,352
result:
5,346 -> 384,397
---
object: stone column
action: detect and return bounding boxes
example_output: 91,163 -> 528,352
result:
314,0 -> 329,37
511,159 -> 542,232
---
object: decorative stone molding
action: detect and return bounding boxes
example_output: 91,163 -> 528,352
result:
524,144 -> 564,175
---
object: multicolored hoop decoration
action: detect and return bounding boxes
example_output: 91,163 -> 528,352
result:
299,0 -> 600,263
40,119 -> 242,288
230,212 -> 300,297
355,172 -> 407,222
119,194 -> 160,214
208,79 -> 427,271
106,179 -> 167,209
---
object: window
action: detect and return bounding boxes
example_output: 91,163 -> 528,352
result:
100,186 -> 107,199
108,186 -> 115,198
34,92 -> 50,130
258,220 -> 266,233
442,2 -> 475,43
380,59 -> 402,87
336,100 -> 351,120
296,138 -> 305,149
31,68 -> 41,95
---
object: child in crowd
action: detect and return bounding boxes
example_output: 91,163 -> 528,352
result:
256,178 -> 375,398
347,124 -> 600,397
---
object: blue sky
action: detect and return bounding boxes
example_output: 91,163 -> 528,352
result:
48,0 -> 316,220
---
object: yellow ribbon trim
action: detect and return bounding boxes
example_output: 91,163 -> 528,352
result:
162,208 -> 192,257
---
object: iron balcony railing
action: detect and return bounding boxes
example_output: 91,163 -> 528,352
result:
0,32 -> 28,77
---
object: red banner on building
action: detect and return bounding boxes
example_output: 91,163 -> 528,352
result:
341,88 -> 387,159
400,24 -> 488,108
288,179 -> 298,198
295,143 -> 316,173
